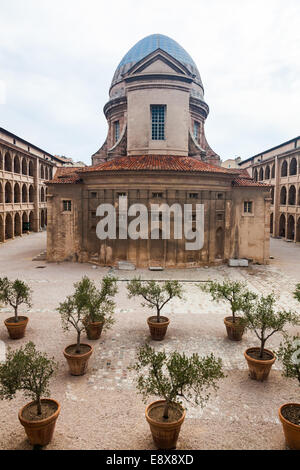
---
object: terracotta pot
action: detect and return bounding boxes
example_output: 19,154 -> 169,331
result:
279,403 -> 300,450
224,316 -> 245,341
147,316 -> 170,341
63,343 -> 93,376
85,321 -> 104,340
18,398 -> 60,446
4,316 -> 29,339
244,347 -> 276,381
145,400 -> 186,449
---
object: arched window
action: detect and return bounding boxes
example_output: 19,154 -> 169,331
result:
0,152 -> 3,170
0,182 -> 2,203
281,160 -> 288,177
22,158 -> 28,175
14,155 -> 20,173
271,164 -> 275,178
14,183 -> 20,203
14,213 -> 21,237
279,214 -> 286,237
265,165 -> 270,179
280,186 -> 287,205
254,169 -> 258,181
289,158 -> 297,176
271,187 -> 274,205
40,165 -> 44,179
5,182 -> 12,203
29,211 -> 34,231
29,160 -> 34,177
287,215 -> 295,240
40,186 -> 45,202
259,167 -> 264,181
22,184 -> 28,203
5,214 -> 13,239
29,185 -> 34,203
270,213 -> 273,234
4,152 -> 12,172
288,185 -> 296,205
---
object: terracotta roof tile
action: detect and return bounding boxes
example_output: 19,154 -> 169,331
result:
47,166 -> 84,184
232,178 -> 272,188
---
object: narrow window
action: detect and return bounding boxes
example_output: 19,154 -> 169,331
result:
193,121 -> 200,141
151,105 -> 165,140
217,193 -> 224,200
114,121 -> 120,143
152,192 -> 163,198
244,201 -> 253,213
91,192 -> 97,198
189,193 -> 198,199
63,200 -> 72,212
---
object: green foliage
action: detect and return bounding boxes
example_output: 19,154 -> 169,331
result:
127,278 -> 184,320
294,284 -> 300,303
200,280 -> 257,322
0,342 -> 57,415
83,276 -> 118,331
129,344 -> 224,418
244,293 -> 299,358
0,277 -> 32,321
277,334 -> 300,385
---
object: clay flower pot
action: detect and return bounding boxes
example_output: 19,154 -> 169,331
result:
63,343 -> 93,376
147,316 -> 170,341
18,398 -> 60,447
244,347 -> 276,381
224,316 -> 245,341
4,316 -> 29,339
279,403 -> 300,450
145,400 -> 186,449
85,321 -> 104,340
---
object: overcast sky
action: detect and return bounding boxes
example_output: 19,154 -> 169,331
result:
0,0 -> 299,164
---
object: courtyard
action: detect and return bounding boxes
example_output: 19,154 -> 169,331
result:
0,232 -> 299,450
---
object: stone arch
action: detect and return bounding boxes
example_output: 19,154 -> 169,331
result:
29,211 -> 34,231
22,184 -> 28,203
40,209 -> 45,228
215,227 -> 224,259
29,185 -> 34,203
4,152 -> 12,172
280,186 -> 287,205
22,212 -> 28,233
5,182 -> 12,203
40,165 -> 45,179
0,181 -> 3,203
14,182 -> 21,203
270,213 -> 273,234
271,187 -> 274,205
271,164 -> 275,178
265,165 -> 270,179
259,167 -> 264,181
45,167 -> 49,180
22,157 -> 28,175
289,158 -> 297,176
279,214 -> 286,237
40,186 -> 45,202
281,160 -> 288,177
14,155 -> 21,173
5,213 -> 13,239
28,160 -> 34,177
288,185 -> 296,205
287,215 -> 295,240
254,169 -> 258,181
14,212 -> 21,237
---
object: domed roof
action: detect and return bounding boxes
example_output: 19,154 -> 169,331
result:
111,34 -> 203,88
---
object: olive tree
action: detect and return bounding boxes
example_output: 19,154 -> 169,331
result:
278,334 -> 300,384
0,277 -> 32,322
127,279 -> 184,322
244,293 -> 299,359
0,342 -> 57,416
83,275 -> 118,329
129,344 -> 224,420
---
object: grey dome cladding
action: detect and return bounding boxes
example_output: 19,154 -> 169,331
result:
111,34 -> 203,88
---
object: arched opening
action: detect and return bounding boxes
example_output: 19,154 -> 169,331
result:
215,227 -> 224,259
28,160 -> 34,177
5,214 -> 13,239
0,152 -> 2,170
270,213 -> 273,234
22,158 -> 28,175
289,158 -> 297,176
40,209 -> 45,229
45,209 -> 47,226
280,186 -> 287,205
22,184 -> 28,203
40,165 -> 44,179
288,185 -> 296,205
40,186 -> 45,202
4,152 -> 12,172
297,218 -> 300,243
14,155 -> 20,173
49,168 -> 53,180
14,213 -> 21,237
29,185 -> 34,203
0,215 -> 3,242
14,183 -> 21,203
281,160 -> 288,177
287,215 -> 295,240
265,165 -> 270,179
259,167 -> 264,181
254,169 -> 258,181
271,187 -> 274,205
45,167 -> 49,180
5,182 -> 12,203
0,182 -> 2,203
271,164 -> 275,178
279,214 -> 286,237
29,211 -> 34,231
22,212 -> 29,233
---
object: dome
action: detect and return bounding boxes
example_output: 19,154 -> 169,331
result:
111,34 -> 203,88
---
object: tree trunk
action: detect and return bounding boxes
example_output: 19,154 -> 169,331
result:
37,397 -> 42,416
163,401 -> 169,420
259,338 -> 266,359
157,307 -> 160,323
14,306 -> 18,323
76,330 -> 81,354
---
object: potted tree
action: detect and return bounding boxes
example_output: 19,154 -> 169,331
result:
277,334 -> 300,450
243,293 -> 299,381
0,342 -> 59,447
58,277 -> 94,376
129,344 -> 224,449
127,279 -> 184,340
83,275 -> 118,340
0,277 -> 32,339
201,280 -> 256,341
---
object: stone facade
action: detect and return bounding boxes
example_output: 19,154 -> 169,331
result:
240,136 -> 300,242
47,34 -> 271,268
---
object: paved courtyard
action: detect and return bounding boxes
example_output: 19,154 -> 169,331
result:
0,233 -> 299,450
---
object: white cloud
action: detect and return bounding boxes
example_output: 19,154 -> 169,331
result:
0,0 -> 299,163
